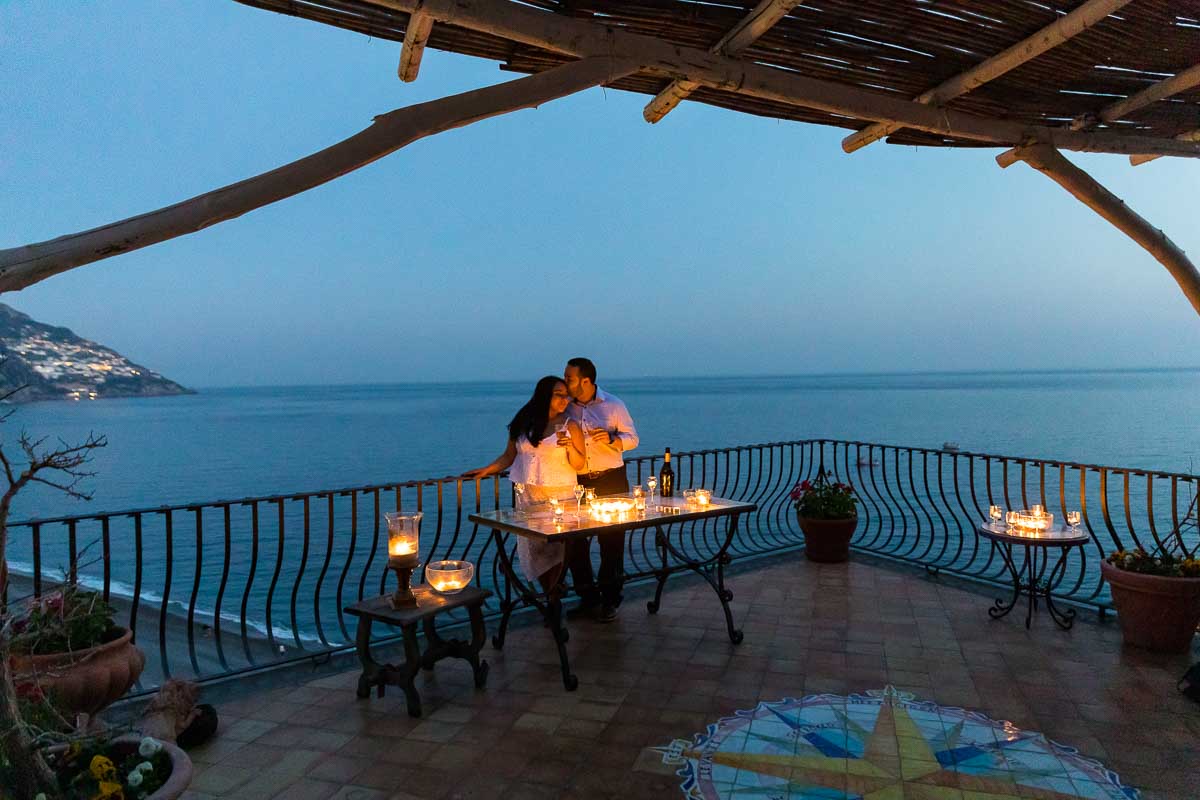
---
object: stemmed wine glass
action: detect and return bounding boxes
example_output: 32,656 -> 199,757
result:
573,483 -> 585,514
646,475 -> 658,501
1066,510 -> 1081,530
988,504 -> 1003,528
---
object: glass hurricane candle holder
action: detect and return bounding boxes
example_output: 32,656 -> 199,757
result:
426,560 -> 473,595
1011,507 -> 1054,533
694,489 -> 712,506
385,511 -> 422,608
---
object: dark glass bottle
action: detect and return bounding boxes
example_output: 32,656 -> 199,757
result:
659,448 -> 675,498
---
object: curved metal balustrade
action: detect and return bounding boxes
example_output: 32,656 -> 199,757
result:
4,440 -> 1196,691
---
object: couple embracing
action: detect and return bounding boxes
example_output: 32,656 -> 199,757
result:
465,358 -> 638,623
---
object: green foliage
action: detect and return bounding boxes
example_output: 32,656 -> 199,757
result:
790,471 -> 858,520
8,586 -> 117,656
50,737 -> 171,800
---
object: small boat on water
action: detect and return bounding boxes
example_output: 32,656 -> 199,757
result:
942,442 -> 961,453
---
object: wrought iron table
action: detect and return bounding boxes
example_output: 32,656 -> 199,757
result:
977,522 -> 1089,630
470,495 -> 755,690
344,585 -> 491,717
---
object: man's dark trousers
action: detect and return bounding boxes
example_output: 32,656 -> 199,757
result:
567,466 -> 629,607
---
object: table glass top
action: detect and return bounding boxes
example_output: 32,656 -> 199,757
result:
469,494 -> 753,539
977,521 -> 1090,544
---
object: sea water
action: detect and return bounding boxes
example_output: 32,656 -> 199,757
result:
10,369 -> 1200,521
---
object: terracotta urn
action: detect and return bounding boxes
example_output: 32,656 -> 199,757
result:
1101,561 -> 1200,653
797,516 -> 857,563
46,734 -> 193,800
12,627 -> 145,716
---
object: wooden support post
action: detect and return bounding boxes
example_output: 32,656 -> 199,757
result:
841,0 -> 1132,153
643,0 -> 800,123
0,56 -> 638,293
398,11 -> 435,82
1002,143 -> 1200,317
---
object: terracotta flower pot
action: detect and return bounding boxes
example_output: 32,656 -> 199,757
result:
46,735 -> 193,800
12,627 -> 145,716
797,516 -> 857,563
1101,561 -> 1200,653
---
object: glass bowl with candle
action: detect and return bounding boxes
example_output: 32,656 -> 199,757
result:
426,560 -> 474,595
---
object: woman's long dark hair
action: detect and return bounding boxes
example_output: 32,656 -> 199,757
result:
508,375 -> 565,446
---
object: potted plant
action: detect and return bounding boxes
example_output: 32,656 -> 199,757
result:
1100,496 -> 1200,653
44,733 -> 193,800
790,471 -> 858,563
9,585 -> 145,717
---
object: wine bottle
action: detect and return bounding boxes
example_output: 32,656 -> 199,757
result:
659,448 -> 675,498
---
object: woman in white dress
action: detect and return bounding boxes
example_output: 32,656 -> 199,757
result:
464,376 -> 586,591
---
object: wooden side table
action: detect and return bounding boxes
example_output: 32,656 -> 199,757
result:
344,585 -> 491,717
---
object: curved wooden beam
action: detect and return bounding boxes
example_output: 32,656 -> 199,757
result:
0,56 -> 636,294
1005,143 -> 1200,316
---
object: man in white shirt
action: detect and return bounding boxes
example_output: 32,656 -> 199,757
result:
562,357 -> 639,622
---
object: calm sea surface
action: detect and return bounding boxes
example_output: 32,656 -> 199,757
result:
11,369 -> 1200,521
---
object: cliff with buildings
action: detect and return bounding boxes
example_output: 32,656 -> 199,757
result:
0,304 -> 192,402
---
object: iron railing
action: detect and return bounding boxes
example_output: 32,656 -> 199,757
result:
5,439 -> 1197,691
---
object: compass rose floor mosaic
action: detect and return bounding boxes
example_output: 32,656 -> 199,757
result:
656,686 -> 1138,800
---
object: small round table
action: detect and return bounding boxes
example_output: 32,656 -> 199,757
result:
977,523 -> 1090,630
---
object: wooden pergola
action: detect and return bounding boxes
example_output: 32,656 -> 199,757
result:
2,0 -> 1198,312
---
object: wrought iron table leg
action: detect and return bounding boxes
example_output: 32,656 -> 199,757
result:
487,527 -> 577,690
491,529 -> 515,650
988,541 -> 1021,621
653,513 -> 744,644
1025,545 -> 1037,629
1042,547 -> 1077,630
467,602 -> 490,688
646,525 -> 670,614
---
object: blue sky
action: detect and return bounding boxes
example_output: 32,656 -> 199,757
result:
3,1 -> 1198,387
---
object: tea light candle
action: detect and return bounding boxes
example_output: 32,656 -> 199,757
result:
426,560 -> 474,595
694,489 -> 711,506
389,539 -> 416,558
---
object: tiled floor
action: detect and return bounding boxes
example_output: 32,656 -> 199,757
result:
181,554 -> 1200,800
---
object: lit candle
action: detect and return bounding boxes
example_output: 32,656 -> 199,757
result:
694,489 -> 711,506
389,540 -> 415,557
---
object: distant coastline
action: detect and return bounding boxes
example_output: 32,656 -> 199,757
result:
0,303 -> 192,403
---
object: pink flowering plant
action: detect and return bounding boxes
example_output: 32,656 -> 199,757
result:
790,472 -> 857,520
8,585 -> 117,656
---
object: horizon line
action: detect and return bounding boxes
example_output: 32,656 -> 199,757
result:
186,365 -> 1200,391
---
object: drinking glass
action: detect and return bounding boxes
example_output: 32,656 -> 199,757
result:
513,482 -> 527,517
646,475 -> 658,500
988,505 -> 1003,527
1066,510 -> 1081,529
573,483 -> 585,513
584,487 -> 597,504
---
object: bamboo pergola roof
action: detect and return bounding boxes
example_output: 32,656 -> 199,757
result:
2,0 -> 1199,314
238,0 -> 1200,148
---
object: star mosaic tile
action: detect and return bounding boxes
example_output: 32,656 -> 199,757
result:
655,686 -> 1140,800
